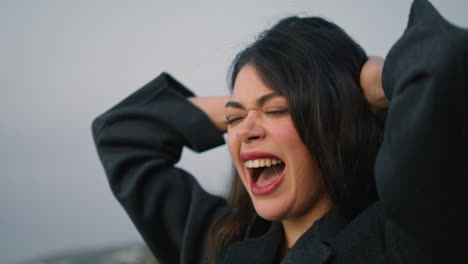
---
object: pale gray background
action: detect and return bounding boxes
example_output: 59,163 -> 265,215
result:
1,0 -> 467,263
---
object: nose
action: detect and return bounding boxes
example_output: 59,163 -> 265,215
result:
236,111 -> 266,144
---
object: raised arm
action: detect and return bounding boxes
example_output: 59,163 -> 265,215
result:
188,96 -> 229,132
92,73 -> 227,264
363,0 -> 467,261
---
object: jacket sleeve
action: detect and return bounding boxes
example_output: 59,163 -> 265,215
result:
376,0 -> 468,261
92,73 -> 226,264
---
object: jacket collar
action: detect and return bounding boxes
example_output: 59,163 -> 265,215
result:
216,218 -> 282,264
217,209 -> 347,264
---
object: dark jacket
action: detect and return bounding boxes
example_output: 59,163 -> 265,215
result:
92,0 -> 467,263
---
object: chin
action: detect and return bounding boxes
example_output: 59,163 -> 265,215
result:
252,198 -> 289,221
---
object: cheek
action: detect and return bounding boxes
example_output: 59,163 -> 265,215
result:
227,132 -> 250,188
296,154 -> 325,207
227,131 -> 242,171
273,119 -> 303,147
226,131 -> 238,158
274,120 -> 322,190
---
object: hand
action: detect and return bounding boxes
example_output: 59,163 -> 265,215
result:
360,56 -> 389,113
188,96 -> 229,132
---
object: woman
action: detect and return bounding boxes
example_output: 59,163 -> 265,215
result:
92,0 -> 467,263
201,14 -> 383,263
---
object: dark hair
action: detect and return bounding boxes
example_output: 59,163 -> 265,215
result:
208,16 -> 383,263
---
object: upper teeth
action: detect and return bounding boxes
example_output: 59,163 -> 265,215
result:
244,159 -> 283,168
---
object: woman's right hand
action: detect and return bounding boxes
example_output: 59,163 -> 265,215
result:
360,56 -> 389,113
188,96 -> 229,133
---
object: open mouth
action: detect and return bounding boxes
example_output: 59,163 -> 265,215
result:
245,159 -> 286,187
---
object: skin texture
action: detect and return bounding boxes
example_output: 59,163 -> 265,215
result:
225,64 -> 334,247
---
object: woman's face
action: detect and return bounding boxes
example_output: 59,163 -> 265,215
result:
225,64 -> 332,221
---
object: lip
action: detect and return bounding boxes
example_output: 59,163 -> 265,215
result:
240,151 -> 285,196
240,151 -> 281,162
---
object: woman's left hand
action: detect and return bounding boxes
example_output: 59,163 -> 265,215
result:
360,56 -> 389,113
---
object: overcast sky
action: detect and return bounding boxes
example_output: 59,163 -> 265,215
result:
1,0 -> 467,263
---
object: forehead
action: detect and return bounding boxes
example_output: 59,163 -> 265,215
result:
231,64 -> 275,101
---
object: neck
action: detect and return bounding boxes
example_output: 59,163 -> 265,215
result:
281,196 -> 333,248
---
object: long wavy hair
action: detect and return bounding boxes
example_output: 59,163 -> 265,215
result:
208,16 -> 383,263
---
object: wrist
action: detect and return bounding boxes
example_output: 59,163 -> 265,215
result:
188,96 -> 229,133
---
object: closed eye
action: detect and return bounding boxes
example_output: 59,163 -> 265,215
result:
226,116 -> 244,125
265,110 -> 289,115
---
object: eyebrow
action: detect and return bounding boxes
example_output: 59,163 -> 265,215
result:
225,92 -> 283,109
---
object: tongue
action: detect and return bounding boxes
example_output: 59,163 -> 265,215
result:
256,164 -> 284,187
